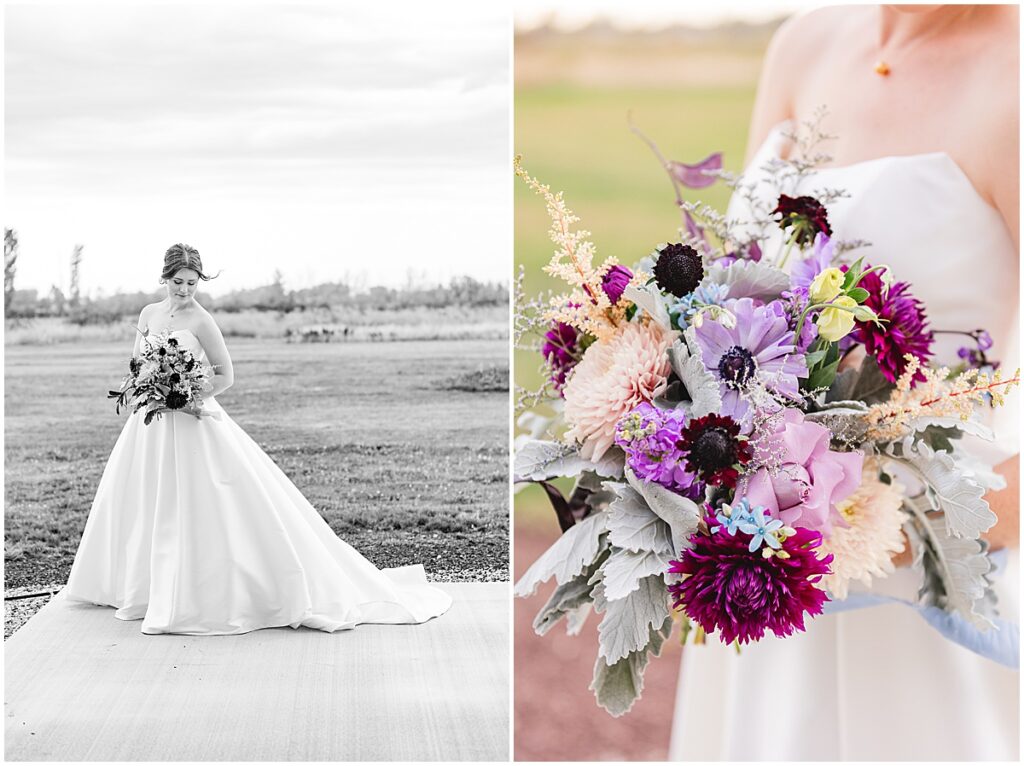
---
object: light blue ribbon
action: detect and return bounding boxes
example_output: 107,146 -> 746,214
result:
822,549 -> 1019,669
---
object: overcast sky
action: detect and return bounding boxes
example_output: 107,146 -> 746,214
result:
4,3 -> 510,297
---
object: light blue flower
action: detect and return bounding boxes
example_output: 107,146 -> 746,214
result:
736,505 -> 784,552
711,497 -> 758,536
670,282 -> 730,329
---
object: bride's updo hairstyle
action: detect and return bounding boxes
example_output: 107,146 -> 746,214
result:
160,243 -> 217,281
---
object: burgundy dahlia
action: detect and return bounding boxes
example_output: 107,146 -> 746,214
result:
542,321 -> 579,394
667,526 -> 833,645
653,243 -> 704,297
773,194 -> 832,247
677,413 -> 751,488
847,266 -> 933,384
165,390 -> 188,410
601,264 -> 633,305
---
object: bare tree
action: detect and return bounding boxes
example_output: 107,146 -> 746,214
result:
69,244 -> 83,309
4,229 -> 18,318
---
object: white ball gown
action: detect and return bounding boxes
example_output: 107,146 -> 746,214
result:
63,328 -> 453,635
669,124 -> 1020,761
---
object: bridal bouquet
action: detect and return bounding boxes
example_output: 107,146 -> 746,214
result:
108,330 -> 212,425
513,121 -> 1019,716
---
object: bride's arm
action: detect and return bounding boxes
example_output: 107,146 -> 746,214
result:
194,312 -> 234,398
132,305 -> 151,357
985,455 -> 1019,551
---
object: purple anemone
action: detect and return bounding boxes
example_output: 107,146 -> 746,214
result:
693,297 -> 808,421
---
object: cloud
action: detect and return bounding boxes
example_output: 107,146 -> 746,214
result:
4,2 -> 510,291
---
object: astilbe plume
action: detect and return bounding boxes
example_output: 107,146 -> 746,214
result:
667,526 -> 833,645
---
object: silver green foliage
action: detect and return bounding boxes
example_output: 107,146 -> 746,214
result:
514,511 -> 609,597
514,439 -> 625,482
589,616 -> 674,717
704,259 -> 790,302
668,333 -> 722,419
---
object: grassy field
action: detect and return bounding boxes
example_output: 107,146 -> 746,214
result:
4,338 -> 509,593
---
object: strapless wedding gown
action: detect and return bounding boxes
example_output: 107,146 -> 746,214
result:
64,329 -> 452,635
669,124 -> 1020,761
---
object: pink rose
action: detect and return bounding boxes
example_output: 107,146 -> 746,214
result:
741,409 -> 863,533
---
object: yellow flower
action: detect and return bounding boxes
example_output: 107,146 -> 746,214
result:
809,267 -> 845,303
816,295 -> 858,342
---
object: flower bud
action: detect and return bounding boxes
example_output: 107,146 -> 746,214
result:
809,267 -> 844,303
816,295 -> 858,342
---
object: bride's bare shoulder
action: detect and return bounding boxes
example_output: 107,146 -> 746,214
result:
747,7 -> 860,161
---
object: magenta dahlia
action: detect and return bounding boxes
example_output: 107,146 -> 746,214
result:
847,267 -> 933,384
667,526 -> 833,645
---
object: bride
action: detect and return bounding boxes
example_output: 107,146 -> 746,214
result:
63,243 -> 452,635
669,5 -> 1019,760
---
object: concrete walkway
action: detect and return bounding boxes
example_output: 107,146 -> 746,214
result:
5,583 -> 509,761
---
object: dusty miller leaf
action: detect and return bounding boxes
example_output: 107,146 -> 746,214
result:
514,439 -> 625,482
903,494 -> 994,629
901,439 -> 995,539
601,548 -> 672,601
668,338 -> 722,418
705,259 -> 790,302
622,283 -> 674,330
532,546 -> 609,636
606,483 -> 675,554
625,467 -> 702,554
514,511 -> 609,597
594,575 -> 671,664
590,615 -> 674,717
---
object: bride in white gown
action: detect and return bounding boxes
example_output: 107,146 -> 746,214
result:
64,243 -> 452,635
670,5 -> 1019,761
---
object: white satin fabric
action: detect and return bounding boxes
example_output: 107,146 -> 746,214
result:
669,124 -> 1020,761
64,329 -> 452,635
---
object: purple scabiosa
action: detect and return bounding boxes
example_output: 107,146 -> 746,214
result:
676,413 -> 751,489
957,329 -> 999,371
615,403 -> 703,499
653,243 -> 704,297
601,264 -> 633,305
667,525 -> 833,645
693,297 -> 808,420
847,267 -> 933,384
773,194 -> 832,247
542,320 -> 580,394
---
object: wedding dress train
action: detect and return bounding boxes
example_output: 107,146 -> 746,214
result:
64,329 -> 452,635
669,124 -> 1020,761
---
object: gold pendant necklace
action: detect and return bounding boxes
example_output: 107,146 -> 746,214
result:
874,60 -> 891,77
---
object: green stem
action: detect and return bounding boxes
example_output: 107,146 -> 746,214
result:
776,228 -> 800,269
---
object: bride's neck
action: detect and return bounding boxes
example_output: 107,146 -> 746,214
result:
877,5 -> 977,48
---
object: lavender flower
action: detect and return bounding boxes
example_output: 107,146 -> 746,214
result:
615,402 -> 702,499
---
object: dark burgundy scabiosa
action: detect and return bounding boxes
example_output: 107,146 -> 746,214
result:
601,264 -> 633,305
542,321 -> 580,394
653,243 -> 704,297
129,357 -> 141,375
667,526 -> 833,645
677,413 -> 751,488
773,194 -> 832,247
847,266 -> 933,384
165,390 -> 189,410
